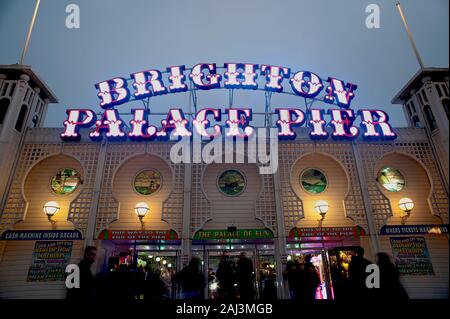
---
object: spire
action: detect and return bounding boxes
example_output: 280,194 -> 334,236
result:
396,2 -> 425,70
19,0 -> 41,65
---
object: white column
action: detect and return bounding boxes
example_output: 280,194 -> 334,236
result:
181,160 -> 192,268
272,143 -> 288,299
351,141 -> 380,254
84,139 -> 108,246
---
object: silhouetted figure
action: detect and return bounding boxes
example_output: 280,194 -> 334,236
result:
95,256 -> 120,301
348,246 -> 372,299
330,263 -> 350,300
236,252 -> 255,300
376,253 -> 409,299
144,266 -> 167,300
216,254 -> 237,300
173,257 -> 205,299
303,255 -> 320,300
284,261 -> 298,299
67,246 -> 97,302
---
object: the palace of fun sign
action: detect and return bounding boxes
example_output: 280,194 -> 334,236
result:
60,62 -> 397,142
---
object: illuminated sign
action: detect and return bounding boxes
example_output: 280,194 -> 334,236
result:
0,229 -> 83,240
98,229 -> 179,241
288,226 -> 366,238
380,224 -> 449,235
60,62 -> 397,142
193,228 -> 274,240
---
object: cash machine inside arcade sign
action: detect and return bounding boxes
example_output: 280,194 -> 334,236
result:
60,63 -> 397,142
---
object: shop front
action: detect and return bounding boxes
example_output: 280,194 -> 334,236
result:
286,226 -> 367,299
192,228 -> 278,299
97,229 -> 181,299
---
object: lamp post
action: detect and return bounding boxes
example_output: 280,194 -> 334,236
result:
43,201 -> 59,230
398,197 -> 414,225
135,202 -> 149,230
314,200 -> 329,227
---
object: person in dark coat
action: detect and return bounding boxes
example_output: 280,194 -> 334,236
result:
376,252 -> 409,299
144,266 -> 167,300
172,257 -> 205,299
236,252 -> 255,300
348,246 -> 373,299
284,261 -> 298,299
303,255 -> 320,300
216,254 -> 237,300
66,245 -> 97,302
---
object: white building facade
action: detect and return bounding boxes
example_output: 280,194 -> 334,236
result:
0,65 -> 448,299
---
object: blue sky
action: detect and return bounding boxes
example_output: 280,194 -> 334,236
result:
0,0 -> 448,127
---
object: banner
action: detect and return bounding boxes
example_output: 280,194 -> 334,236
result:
288,226 -> 365,238
1,229 -> 83,240
390,237 -> 434,276
98,229 -> 179,241
27,241 -> 73,282
380,224 -> 448,235
194,229 -> 274,240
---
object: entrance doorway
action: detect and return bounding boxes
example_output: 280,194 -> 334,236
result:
98,240 -> 181,299
192,242 -> 277,300
286,244 -> 363,300
286,249 -> 333,299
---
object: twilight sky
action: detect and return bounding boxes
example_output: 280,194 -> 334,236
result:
0,0 -> 448,127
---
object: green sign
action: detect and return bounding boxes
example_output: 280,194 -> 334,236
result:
194,229 -> 274,240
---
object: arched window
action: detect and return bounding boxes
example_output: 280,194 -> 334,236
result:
15,104 -> 28,132
410,100 -> 417,113
423,105 -> 437,131
442,99 -> 449,120
411,115 -> 421,128
406,103 -> 412,117
0,98 -> 10,125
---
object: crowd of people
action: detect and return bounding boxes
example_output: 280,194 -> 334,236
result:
67,246 -> 408,301
67,246 -> 174,301
331,247 -> 409,300
284,255 -> 321,300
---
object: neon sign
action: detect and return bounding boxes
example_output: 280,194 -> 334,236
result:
60,62 -> 397,141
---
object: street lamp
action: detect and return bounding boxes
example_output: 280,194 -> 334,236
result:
135,202 -> 149,229
314,200 -> 329,227
43,201 -> 59,229
398,197 -> 414,225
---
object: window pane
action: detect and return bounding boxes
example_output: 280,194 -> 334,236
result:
300,168 -> 327,194
377,167 -> 405,192
218,170 -> 246,196
134,170 -> 162,195
51,168 -> 80,195
15,104 -> 28,132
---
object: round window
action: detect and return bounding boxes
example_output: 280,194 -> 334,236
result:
218,169 -> 246,196
377,167 -> 405,192
134,170 -> 162,195
50,168 -> 80,195
300,168 -> 327,194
